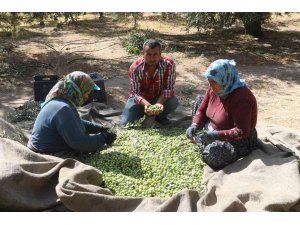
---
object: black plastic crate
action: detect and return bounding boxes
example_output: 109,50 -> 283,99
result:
33,75 -> 59,101
89,72 -> 107,103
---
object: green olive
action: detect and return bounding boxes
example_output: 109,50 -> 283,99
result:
81,127 -> 205,198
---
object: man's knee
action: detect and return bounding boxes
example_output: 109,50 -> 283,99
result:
120,103 -> 144,125
165,96 -> 179,111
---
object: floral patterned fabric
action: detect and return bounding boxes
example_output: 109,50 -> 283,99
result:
41,71 -> 100,108
192,94 -> 258,169
204,59 -> 245,96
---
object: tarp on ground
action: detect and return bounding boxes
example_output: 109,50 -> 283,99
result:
0,102 -> 299,211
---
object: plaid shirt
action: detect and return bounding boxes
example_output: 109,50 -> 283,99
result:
128,55 -> 176,103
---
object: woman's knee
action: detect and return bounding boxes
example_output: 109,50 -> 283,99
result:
201,141 -> 238,169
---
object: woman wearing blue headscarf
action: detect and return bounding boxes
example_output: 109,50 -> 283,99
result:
27,71 -> 116,158
186,59 -> 258,169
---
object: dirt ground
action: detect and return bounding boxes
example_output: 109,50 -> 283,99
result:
1,13 -> 300,130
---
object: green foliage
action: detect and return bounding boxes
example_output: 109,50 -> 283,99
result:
235,13 -> 272,37
183,12 -> 273,37
0,13 -> 29,38
112,13 -> 143,28
7,100 -> 41,123
235,12 -> 271,26
121,30 -> 155,55
0,12 -> 85,37
61,12 -> 83,23
161,13 -> 178,21
28,13 -> 52,26
184,12 -> 236,32
82,127 -> 205,197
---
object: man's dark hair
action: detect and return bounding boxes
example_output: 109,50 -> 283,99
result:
143,39 -> 162,51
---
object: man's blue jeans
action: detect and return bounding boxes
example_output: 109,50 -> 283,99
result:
120,96 -> 179,125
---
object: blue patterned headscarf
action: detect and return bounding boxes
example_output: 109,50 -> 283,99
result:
204,59 -> 246,96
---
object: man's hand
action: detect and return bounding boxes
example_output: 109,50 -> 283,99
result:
144,104 -> 162,116
154,103 -> 164,115
144,104 -> 154,116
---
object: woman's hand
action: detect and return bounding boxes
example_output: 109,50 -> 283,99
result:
196,131 -> 218,144
103,131 -> 117,145
186,124 -> 199,139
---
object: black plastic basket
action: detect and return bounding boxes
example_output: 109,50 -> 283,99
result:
89,72 -> 107,103
33,75 -> 59,101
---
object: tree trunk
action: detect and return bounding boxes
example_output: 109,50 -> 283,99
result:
99,12 -> 104,18
11,13 -> 17,38
197,22 -> 200,32
133,17 -> 138,29
70,14 -> 75,23
244,20 -> 263,37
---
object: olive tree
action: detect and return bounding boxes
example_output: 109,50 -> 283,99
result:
183,12 -> 272,37
0,13 -> 28,37
184,12 -> 235,32
235,12 -> 272,37
112,13 -> 144,28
